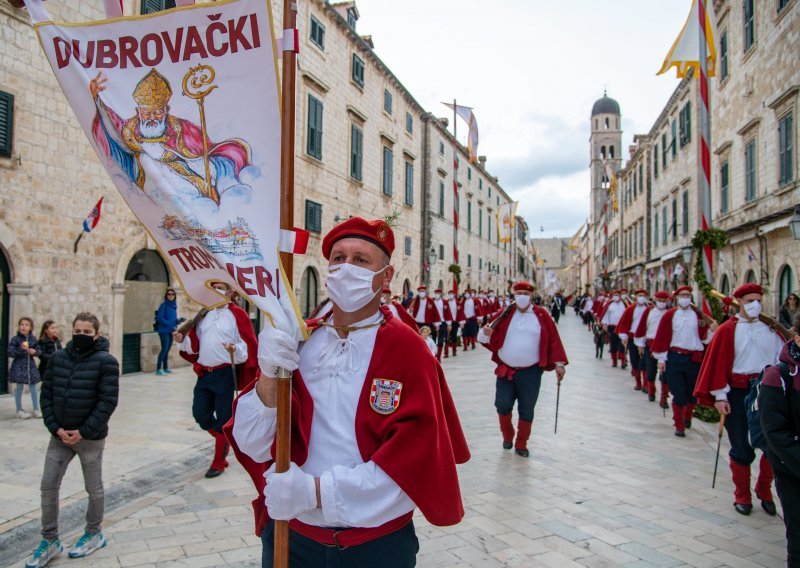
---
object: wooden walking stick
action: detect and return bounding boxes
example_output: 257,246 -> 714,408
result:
554,379 -> 561,434
229,350 -> 239,398
712,413 -> 726,488
274,0 -> 299,565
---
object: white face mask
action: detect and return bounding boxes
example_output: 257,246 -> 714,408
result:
743,300 -> 762,319
465,293 -> 472,299
380,297 -> 388,305
418,291 -> 427,299
677,297 -> 692,309
612,295 -> 621,302
448,293 -> 455,300
515,295 -> 531,309
636,296 -> 647,305
656,301 -> 667,310
326,263 -> 386,313
489,294 -> 495,299
434,293 -> 441,300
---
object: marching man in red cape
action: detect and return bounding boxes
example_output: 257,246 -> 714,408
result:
225,217 -> 469,566
599,290 -> 627,369
432,288 -> 454,362
477,281 -> 568,457
409,285 -> 441,338
616,289 -> 651,391
380,288 -> 419,332
174,281 -> 258,478
652,286 -> 718,437
633,290 -> 672,406
445,289 -> 465,359
460,288 -> 483,351
694,283 -> 783,516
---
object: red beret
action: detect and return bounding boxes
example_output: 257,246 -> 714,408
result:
634,289 -> 648,296
434,288 -> 442,294
674,285 -> 692,296
513,281 -> 535,293
417,285 -> 427,291
733,283 -> 763,299
722,296 -> 733,306
654,290 -> 671,300
322,217 -> 395,260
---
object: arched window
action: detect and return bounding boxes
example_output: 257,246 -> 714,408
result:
779,265 -> 794,305
720,274 -> 731,296
402,279 -> 411,298
609,145 -> 615,159
302,266 -> 319,318
745,269 -> 757,284
604,117 -> 610,129
600,146 -> 606,159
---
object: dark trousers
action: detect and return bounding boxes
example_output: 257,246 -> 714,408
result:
644,346 -> 661,382
437,322 -> 449,346
551,309 -> 561,324
664,352 -> 700,406
260,520 -> 419,567
725,387 -> 757,466
774,469 -> 800,568
448,324 -> 459,344
627,342 -> 644,370
607,326 -> 624,354
192,366 -> 235,433
495,366 -> 543,422
462,318 -> 479,337
157,332 -> 173,370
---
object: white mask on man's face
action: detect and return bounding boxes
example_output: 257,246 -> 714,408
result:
434,293 -> 441,300
656,301 -> 667,310
743,300 -> 762,319
326,263 -> 386,313
612,295 -> 621,302
515,295 -> 531,309
636,296 -> 647,305
448,293 -> 455,300
677,297 -> 692,309
419,291 -> 427,299
465,293 -> 472,299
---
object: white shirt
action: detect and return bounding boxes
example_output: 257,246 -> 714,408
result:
463,298 -> 476,319
477,309 -> 541,368
178,306 -> 248,367
414,298 -> 429,323
231,311 -> 414,528
433,298 -> 451,323
634,307 -> 666,348
385,302 -> 399,319
653,308 -> 713,362
582,298 -> 594,313
618,305 -> 648,342
711,315 -> 784,401
425,336 -> 437,355
600,301 -> 625,326
447,299 -> 460,322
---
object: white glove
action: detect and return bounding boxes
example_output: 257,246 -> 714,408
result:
264,462 -> 317,520
257,325 -> 300,378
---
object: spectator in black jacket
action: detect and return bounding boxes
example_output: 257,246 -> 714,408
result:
37,320 -> 62,377
760,318 -> 800,568
26,313 -> 119,568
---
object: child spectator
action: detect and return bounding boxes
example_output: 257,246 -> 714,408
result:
593,321 -> 608,359
420,326 -> 437,356
8,317 -> 41,419
38,320 -> 62,378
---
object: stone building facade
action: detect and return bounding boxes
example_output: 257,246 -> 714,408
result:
579,0 -> 798,316
0,0 -> 524,389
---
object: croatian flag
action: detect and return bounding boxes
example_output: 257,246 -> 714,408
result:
83,197 -> 103,233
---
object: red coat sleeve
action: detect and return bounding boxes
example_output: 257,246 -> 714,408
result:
536,306 -> 568,371
651,309 -> 675,354
633,307 -> 651,339
230,303 -> 260,390
694,320 -> 736,406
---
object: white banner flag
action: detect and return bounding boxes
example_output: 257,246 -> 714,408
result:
28,0 -> 304,339
496,201 -> 518,244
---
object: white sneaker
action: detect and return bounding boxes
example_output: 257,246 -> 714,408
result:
33,410 -> 42,418
25,539 -> 62,568
68,531 -> 106,558
16,410 -> 31,419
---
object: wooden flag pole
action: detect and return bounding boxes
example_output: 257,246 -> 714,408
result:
274,1 -> 298,566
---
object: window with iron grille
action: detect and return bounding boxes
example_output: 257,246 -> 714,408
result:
306,95 -> 323,160
382,147 -> 393,196
0,91 -> 14,158
779,112 -> 794,186
351,54 -> 365,86
305,200 -> 322,233
310,15 -> 325,50
141,0 -> 175,14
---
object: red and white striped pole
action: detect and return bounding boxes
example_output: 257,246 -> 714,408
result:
697,0 -> 714,306
452,99 -> 460,294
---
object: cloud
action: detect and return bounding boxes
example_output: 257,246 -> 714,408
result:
510,170 -> 589,239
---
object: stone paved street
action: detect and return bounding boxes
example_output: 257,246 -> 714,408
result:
1,313 -> 789,567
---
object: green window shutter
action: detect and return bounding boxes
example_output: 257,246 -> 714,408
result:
305,200 -> 322,233
404,162 -> 413,205
307,95 -> 323,159
350,125 -> 362,180
0,92 -> 14,158
721,162 -> 729,213
382,147 -> 393,195
141,0 -> 174,14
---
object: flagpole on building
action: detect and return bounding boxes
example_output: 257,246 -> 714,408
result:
274,0 -> 298,565
697,0 -> 714,298
452,99 -> 460,293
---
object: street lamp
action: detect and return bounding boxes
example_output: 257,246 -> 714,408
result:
790,205 -> 800,240
429,247 -> 438,266
681,246 -> 693,264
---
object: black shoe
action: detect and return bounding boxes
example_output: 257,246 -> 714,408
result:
649,395 -> 656,402
205,468 -> 224,478
674,429 -> 685,437
502,441 -> 512,450
634,386 -> 642,391
515,449 -> 529,458
734,503 -> 753,516
660,402 -> 669,409
621,364 -> 628,370
685,420 -> 692,429
761,500 -> 777,516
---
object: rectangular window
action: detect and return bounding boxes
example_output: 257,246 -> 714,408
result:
439,244 -> 444,261
479,258 -> 483,270
661,134 -> 667,168
141,0 -> 175,13
304,200 -> 322,233
467,167 -> 472,181
487,216 -> 491,242
639,164 -> 644,194
632,227 -> 637,258
467,254 -> 472,268
0,91 -> 14,158
745,140 -> 757,201
382,147 -> 393,196
310,15 -> 325,50
744,0 -> 755,52
671,198 -> 678,241
633,172 -> 637,196
654,209 -> 659,247
720,31 -> 728,80
679,102 -> 691,147
347,8 -> 357,29
779,112 -> 794,186
682,191 -> 689,235
351,54 -> 365,87
671,120 -> 677,158
439,141 -> 444,155
662,205 -> 668,243
383,90 -> 392,114
350,124 -> 363,180
404,236 -> 411,256
654,145 -> 659,177
438,181 -> 445,216
404,162 -> 414,206
467,201 -> 472,232
639,223 -> 644,256
306,95 -> 323,159
478,208 -> 483,237
720,161 -> 729,213
405,113 -> 413,134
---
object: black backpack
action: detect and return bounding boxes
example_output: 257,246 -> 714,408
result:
746,362 -> 790,451
152,309 -> 159,332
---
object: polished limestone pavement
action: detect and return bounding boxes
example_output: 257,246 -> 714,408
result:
1,313 -> 788,567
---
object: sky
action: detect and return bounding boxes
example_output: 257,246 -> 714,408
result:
354,0 -> 692,239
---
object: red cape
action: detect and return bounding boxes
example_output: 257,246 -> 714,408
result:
433,299 -> 455,322
633,306 -> 653,340
223,306 -> 470,536
651,307 -> 709,355
481,306 -> 568,372
616,304 -> 648,337
178,303 -> 259,390
409,297 -> 442,324
391,301 -> 420,332
459,298 -> 484,318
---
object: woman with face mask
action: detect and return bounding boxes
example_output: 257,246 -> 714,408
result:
695,283 -> 784,517
476,281 -> 568,458
633,291 -> 672,406
652,286 -> 719,437
227,217 -> 469,566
